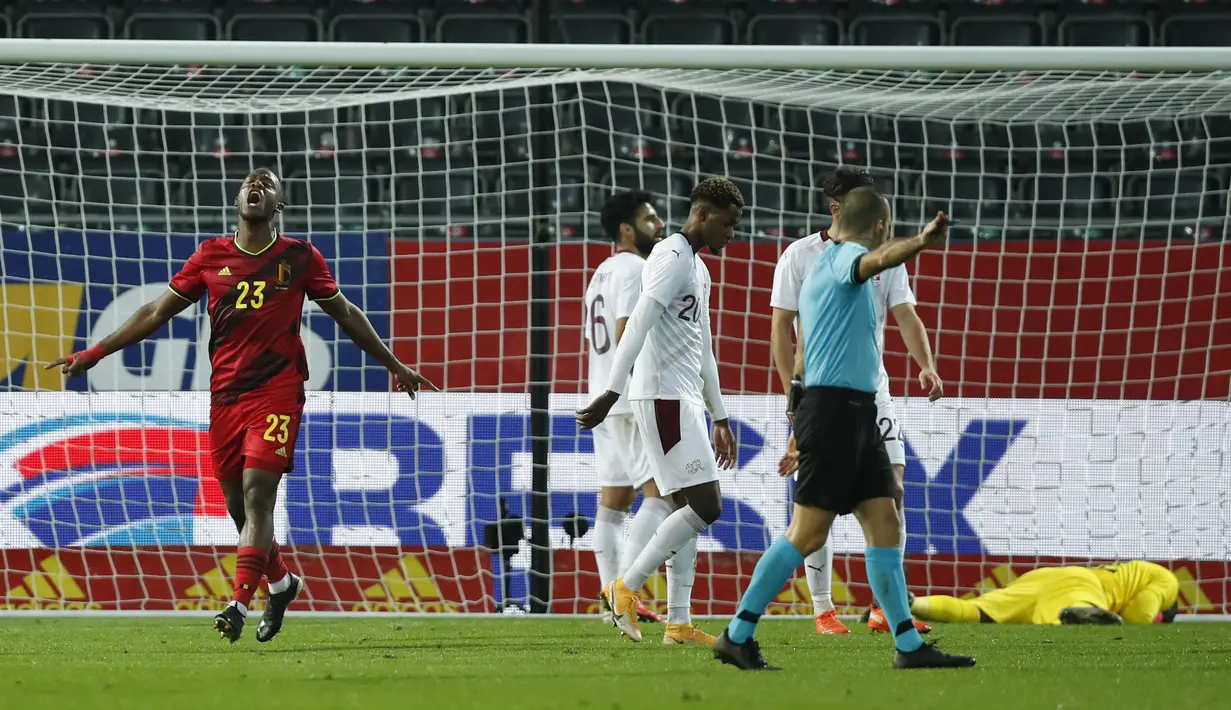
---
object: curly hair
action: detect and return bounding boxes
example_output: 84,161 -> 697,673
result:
820,165 -> 876,203
689,176 -> 745,211
600,190 -> 654,243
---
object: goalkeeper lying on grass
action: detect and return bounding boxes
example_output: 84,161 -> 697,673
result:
912,560 -> 1180,626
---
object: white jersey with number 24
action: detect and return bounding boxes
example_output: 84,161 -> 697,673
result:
771,231 -> 916,396
584,250 -> 645,416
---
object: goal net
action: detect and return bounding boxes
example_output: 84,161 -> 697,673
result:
0,42 -> 1228,616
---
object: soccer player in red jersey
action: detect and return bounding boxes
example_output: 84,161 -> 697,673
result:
48,168 -> 438,643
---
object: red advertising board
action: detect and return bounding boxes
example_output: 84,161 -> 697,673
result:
0,547 -> 493,612
391,240 -> 1231,400
2,547 -> 1224,615
551,551 -> 1230,617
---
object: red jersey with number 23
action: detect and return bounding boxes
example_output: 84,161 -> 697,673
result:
168,234 -> 340,404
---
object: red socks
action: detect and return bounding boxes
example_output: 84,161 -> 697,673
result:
264,543 -> 289,584
231,546 -> 269,610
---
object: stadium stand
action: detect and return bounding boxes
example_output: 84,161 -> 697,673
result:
0,0 -> 1227,239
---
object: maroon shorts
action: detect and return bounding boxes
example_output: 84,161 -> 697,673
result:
209,386 -> 304,482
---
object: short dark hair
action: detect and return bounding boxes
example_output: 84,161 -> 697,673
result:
690,176 -> 745,211
836,186 -> 889,237
600,190 -> 654,243
821,165 -> 875,203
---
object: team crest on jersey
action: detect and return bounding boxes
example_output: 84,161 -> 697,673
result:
276,260 -> 291,286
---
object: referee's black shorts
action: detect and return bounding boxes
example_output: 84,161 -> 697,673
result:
793,385 -> 895,515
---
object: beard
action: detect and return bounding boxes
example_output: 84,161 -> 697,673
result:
633,228 -> 660,257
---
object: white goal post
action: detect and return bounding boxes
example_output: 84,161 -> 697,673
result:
0,40 -> 1227,619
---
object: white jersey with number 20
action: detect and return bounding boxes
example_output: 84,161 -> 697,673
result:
584,250 -> 645,416
629,232 -> 712,404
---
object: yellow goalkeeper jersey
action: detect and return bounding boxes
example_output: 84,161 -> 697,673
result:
1089,561 -> 1180,623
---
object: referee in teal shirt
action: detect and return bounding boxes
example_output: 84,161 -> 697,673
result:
715,187 -> 975,671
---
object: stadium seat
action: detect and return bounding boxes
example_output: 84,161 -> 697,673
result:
896,119 -> 997,170
124,10 -> 220,41
329,14 -> 426,43
398,163 -> 481,227
272,109 -> 358,160
18,11 -> 113,39
549,12 -> 634,44
52,101 -> 138,152
785,109 -> 878,166
226,13 -> 323,42
286,161 -> 376,231
746,13 -> 842,46
673,96 -> 772,170
157,111 -> 259,158
578,86 -> 668,164
1059,13 -> 1152,46
468,91 -> 533,163
727,160 -> 800,236
436,14 -> 529,43
361,98 -> 452,167
642,12 -> 736,44
1011,122 -> 1103,172
0,97 -> 26,156
0,163 -> 56,225
1203,114 -> 1231,162
1021,174 -> 1115,224
606,165 -> 687,224
950,14 -> 1045,46
850,15 -> 943,46
500,161 -> 589,235
1126,170 -> 1215,225
0,14 -> 10,39
172,161 -> 252,233
920,171 -> 1008,224
72,167 -> 166,231
1161,13 -> 1231,46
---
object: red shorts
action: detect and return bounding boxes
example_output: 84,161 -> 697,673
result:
209,386 -> 304,482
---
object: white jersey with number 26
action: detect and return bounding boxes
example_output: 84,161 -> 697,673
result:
628,232 -> 712,405
771,231 -> 916,396
584,250 -> 645,416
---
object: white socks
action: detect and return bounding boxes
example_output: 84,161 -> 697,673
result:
594,505 -> 627,589
623,505 -> 708,593
665,535 -> 698,625
621,496 -> 672,574
806,543 -> 834,615
267,573 -> 292,595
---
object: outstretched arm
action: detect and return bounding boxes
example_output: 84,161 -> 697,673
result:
891,302 -> 943,401
47,289 -> 193,376
317,292 -> 438,397
856,211 -> 948,283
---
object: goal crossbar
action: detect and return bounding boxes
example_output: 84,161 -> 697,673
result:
1,39 -> 1230,71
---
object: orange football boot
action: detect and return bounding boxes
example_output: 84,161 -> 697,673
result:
814,609 -> 852,634
867,603 -> 932,634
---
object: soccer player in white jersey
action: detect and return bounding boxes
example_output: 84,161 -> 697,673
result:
584,190 -> 671,629
771,167 -> 941,635
577,177 -> 745,644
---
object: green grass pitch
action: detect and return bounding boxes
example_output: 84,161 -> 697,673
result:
2,617 -> 1229,709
